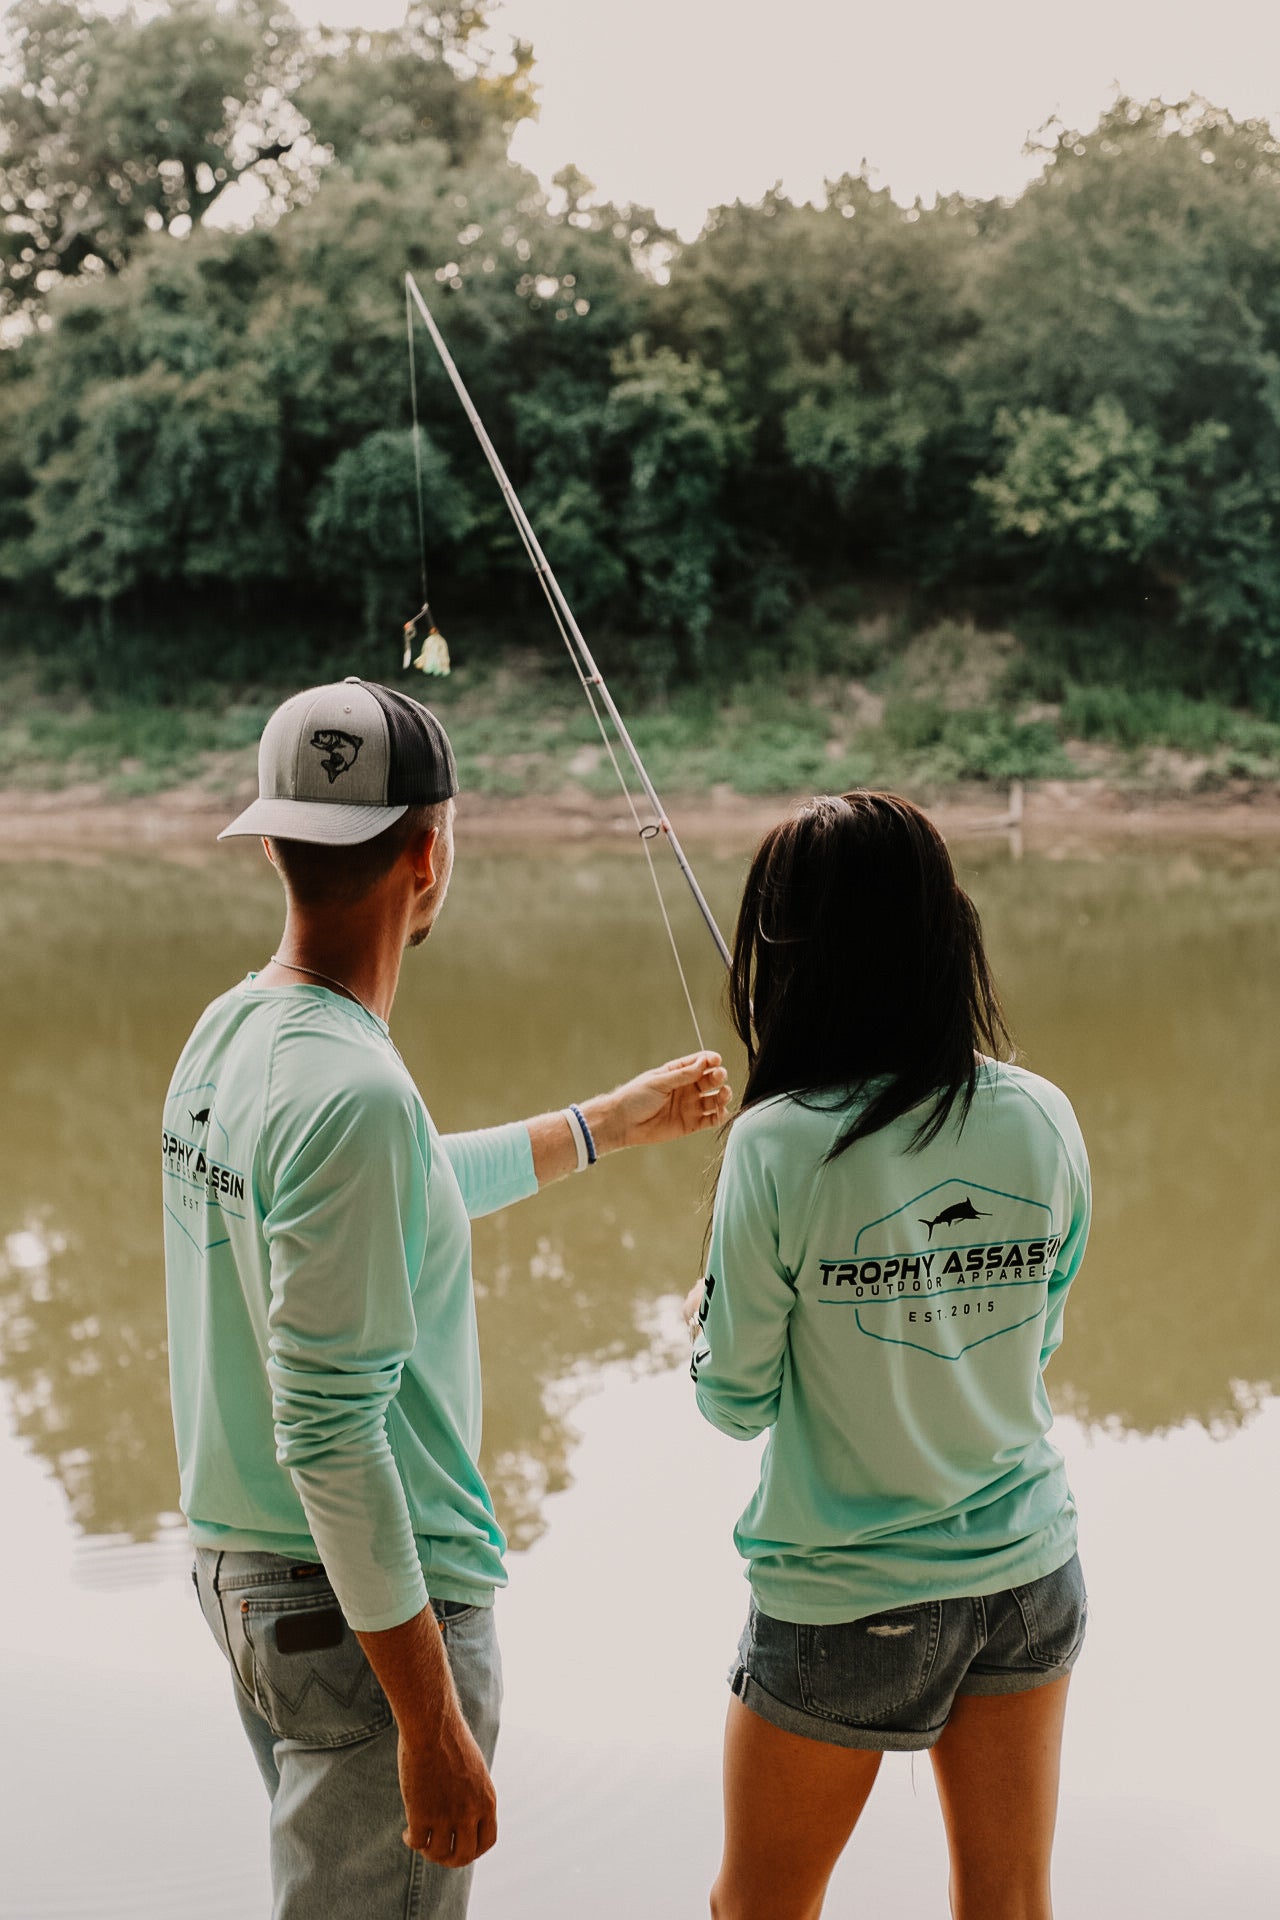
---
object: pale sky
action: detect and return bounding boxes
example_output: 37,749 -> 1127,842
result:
295,0 -> 1280,236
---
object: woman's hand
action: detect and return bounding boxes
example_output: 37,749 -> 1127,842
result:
683,1277 -> 707,1341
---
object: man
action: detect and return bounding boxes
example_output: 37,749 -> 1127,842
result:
162,677 -> 728,1918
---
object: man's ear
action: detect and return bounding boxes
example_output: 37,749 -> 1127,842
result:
262,837 -> 277,867
405,826 -> 439,889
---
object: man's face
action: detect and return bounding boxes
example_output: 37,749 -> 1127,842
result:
407,801 -> 455,948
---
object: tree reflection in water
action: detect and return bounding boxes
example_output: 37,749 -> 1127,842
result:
0,839 -> 1276,1544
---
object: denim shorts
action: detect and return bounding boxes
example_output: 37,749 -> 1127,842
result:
730,1552 -> 1086,1752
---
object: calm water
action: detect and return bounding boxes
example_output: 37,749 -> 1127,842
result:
1,833 -> 1278,1915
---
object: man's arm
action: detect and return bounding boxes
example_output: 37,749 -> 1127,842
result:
264,1080 -> 495,1867
356,1611 -> 496,1867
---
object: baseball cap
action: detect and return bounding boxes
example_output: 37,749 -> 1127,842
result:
218,677 -> 459,845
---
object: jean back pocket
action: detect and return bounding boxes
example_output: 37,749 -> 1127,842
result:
798,1603 -> 942,1726
1011,1554 -> 1087,1671
238,1589 -> 393,1748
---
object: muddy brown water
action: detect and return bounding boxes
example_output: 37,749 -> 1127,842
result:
1,837 -> 1277,1915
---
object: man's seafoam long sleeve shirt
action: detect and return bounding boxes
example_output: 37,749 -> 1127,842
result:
163,979 -> 536,1632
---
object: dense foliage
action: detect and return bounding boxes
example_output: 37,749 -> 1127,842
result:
4,3 -> 1280,712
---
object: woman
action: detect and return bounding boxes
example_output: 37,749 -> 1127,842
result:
687,793 -> 1090,1920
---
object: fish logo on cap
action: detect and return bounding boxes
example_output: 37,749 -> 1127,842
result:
310,729 -> 363,784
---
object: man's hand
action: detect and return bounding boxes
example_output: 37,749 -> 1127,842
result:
399,1711 -> 497,1868
356,1608 -> 496,1870
526,1052 -> 731,1184
583,1052 -> 731,1156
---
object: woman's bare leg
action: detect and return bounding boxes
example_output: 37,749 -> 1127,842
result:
928,1677 -> 1070,1920
710,1695 -> 883,1920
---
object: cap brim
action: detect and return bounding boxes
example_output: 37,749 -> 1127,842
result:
218,799 -> 410,846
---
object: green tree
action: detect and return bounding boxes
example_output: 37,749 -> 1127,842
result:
295,3 -> 534,168
1162,425 -> 1280,702
0,0 -> 307,322
965,100 -> 1280,702
10,360 -> 286,602
308,427 -> 476,639
0,41 -> 667,668
602,341 -> 749,671
966,98 -> 1280,443
659,176 -> 981,603
10,28 -> 1280,715
976,399 -> 1167,588
509,372 -> 629,619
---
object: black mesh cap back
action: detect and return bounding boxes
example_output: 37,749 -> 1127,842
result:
360,681 -> 459,804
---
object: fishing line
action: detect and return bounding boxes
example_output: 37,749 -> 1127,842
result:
402,282 -> 449,674
403,271 -> 729,1051
405,281 -> 429,606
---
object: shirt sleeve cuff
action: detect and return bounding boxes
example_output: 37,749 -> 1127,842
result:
340,1569 -> 430,1635
695,1383 -> 769,1441
441,1121 -> 538,1218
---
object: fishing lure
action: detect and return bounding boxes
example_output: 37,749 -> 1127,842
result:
401,601 -> 450,676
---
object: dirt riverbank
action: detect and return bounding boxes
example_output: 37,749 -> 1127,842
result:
4,774 -> 1280,857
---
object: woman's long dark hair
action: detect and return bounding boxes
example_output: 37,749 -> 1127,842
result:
730,792 -> 1012,1156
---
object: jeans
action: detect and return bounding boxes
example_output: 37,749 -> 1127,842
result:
194,1549 -> 502,1920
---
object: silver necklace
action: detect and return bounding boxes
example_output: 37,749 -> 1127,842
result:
269,954 -> 378,1022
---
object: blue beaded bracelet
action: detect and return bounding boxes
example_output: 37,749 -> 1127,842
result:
568,1102 -> 597,1167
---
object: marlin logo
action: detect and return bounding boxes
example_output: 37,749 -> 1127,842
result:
919,1197 -> 991,1240
310,729 -> 363,784
189,1107 -> 211,1127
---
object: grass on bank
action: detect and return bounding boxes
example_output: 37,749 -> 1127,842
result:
3,612 -> 1280,802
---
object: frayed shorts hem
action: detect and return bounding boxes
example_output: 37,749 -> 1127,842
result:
730,1666 -> 946,1752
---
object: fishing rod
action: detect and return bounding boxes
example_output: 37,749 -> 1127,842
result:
404,272 -> 733,997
